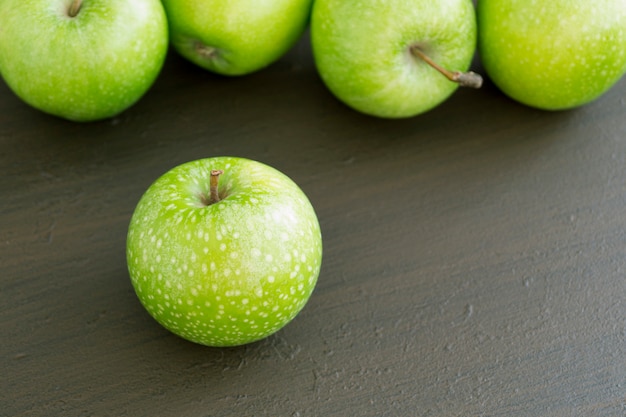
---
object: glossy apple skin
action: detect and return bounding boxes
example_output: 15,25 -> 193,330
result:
311,0 -> 478,118
478,0 -> 626,110
126,157 -> 323,347
161,0 -> 313,76
0,0 -> 168,122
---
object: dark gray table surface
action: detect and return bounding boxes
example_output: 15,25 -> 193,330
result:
2,33 -> 626,416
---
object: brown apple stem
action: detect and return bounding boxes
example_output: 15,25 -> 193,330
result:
410,45 -> 483,89
68,0 -> 83,17
209,170 -> 224,204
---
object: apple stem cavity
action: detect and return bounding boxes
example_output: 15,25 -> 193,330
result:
410,45 -> 483,89
195,42 -> 219,60
208,169 -> 224,205
67,0 -> 83,17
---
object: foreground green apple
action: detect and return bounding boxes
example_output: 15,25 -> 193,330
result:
311,0 -> 481,118
478,0 -> 626,110
0,0 -> 168,122
127,157 -> 323,347
161,0 -> 313,76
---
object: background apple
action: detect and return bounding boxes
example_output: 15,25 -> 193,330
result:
161,0 -> 313,76
126,157 -> 323,347
310,0 -> 481,118
0,0 -> 168,122
478,0 -> 626,110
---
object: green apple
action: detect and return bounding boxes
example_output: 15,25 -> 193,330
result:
310,0 -> 481,118
161,0 -> 313,76
126,157 -> 323,347
0,0 -> 168,122
478,0 -> 626,110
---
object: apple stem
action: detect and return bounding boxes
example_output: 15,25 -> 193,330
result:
68,0 -> 83,17
410,45 -> 483,89
209,170 -> 224,204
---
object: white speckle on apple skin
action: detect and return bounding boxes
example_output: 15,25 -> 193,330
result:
127,157 -> 323,347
